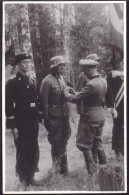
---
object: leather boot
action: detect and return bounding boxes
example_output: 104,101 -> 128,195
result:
92,148 -> 98,163
60,148 -> 69,176
97,149 -> 107,164
51,146 -> 61,173
83,150 -> 96,177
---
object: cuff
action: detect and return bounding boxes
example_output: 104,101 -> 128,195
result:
6,118 -> 15,129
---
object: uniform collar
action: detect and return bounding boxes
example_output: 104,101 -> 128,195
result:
17,71 -> 23,78
51,73 -> 60,79
91,74 -> 100,79
17,71 -> 29,79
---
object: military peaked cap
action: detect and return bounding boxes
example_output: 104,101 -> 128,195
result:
14,52 -> 31,65
86,54 -> 100,61
79,59 -> 99,67
50,56 -> 65,69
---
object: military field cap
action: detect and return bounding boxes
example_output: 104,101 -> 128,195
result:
50,56 -> 65,69
86,54 -> 100,61
14,52 -> 31,65
79,59 -> 99,68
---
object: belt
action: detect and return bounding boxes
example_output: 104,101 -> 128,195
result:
84,105 -> 102,108
16,102 -> 37,109
48,104 -> 62,108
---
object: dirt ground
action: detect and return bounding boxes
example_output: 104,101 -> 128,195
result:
4,107 -> 125,192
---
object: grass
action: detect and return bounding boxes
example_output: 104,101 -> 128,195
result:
4,107 -> 125,192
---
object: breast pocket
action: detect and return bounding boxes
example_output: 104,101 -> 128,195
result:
52,86 -> 61,96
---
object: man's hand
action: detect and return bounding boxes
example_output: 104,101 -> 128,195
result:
64,86 -> 73,99
69,87 -> 76,95
111,108 -> 118,119
112,71 -> 123,78
11,128 -> 18,142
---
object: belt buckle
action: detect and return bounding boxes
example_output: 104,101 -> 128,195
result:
30,103 -> 36,107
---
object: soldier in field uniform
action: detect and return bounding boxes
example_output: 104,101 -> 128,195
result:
64,59 -> 107,176
75,54 -> 100,163
40,56 -> 72,176
105,61 -> 124,161
5,52 -> 42,186
75,54 -> 100,114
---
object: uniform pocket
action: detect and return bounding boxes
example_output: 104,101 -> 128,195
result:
52,86 -> 61,95
48,105 -> 64,117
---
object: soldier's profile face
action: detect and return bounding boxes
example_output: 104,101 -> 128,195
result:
18,59 -> 31,73
83,67 -> 91,78
57,63 -> 64,74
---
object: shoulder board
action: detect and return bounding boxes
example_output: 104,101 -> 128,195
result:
9,75 -> 16,79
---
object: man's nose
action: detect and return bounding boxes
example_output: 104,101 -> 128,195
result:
27,62 -> 30,66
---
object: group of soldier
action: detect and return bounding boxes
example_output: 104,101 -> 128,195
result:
5,52 -> 124,187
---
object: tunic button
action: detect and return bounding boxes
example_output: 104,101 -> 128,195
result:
19,78 -> 21,80
27,85 -> 29,88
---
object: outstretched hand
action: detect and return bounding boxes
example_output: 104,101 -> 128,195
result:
64,86 -> 74,99
69,87 -> 76,95
112,71 -> 122,78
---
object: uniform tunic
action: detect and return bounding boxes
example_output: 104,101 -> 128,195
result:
105,72 -> 124,154
40,74 -> 71,147
5,71 -> 40,179
68,75 -> 107,152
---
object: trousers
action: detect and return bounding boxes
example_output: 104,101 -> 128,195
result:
15,114 -> 39,180
76,117 -> 105,152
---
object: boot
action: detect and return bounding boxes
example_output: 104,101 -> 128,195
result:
51,146 -> 61,173
97,149 -> 106,164
92,149 -> 98,163
60,149 -> 69,176
92,148 -> 98,163
83,150 -> 96,177
19,175 -> 28,186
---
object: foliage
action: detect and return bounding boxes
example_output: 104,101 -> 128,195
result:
5,3 -> 123,84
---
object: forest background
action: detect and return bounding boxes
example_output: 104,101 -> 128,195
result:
5,3 -> 123,86
4,2 -> 125,192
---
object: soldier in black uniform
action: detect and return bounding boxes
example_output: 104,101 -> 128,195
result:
105,62 -> 124,161
5,52 -> 42,186
64,59 -> 107,176
40,56 -> 72,176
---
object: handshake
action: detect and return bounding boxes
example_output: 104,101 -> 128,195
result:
63,86 -> 76,99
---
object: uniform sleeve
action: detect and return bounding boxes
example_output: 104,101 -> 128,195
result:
105,73 -> 114,108
68,84 -> 94,103
5,80 -> 15,129
40,79 -> 51,119
37,90 -> 44,122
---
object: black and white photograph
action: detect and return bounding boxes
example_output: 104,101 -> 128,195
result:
2,1 -> 127,193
